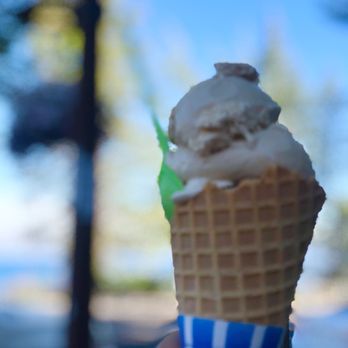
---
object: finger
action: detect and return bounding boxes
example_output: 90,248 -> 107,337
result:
157,331 -> 180,348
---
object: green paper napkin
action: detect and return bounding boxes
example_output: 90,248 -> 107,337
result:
152,115 -> 183,221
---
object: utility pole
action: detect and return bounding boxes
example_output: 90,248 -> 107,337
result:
68,1 -> 100,347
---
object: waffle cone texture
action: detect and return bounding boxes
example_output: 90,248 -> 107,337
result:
171,166 -> 326,327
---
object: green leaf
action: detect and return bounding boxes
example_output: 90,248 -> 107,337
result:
152,114 -> 183,221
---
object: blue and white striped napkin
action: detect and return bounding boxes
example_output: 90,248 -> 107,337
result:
178,315 -> 288,348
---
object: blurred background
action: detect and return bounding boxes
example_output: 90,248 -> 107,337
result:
0,0 -> 348,347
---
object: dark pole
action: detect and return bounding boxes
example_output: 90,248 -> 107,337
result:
69,1 -> 100,348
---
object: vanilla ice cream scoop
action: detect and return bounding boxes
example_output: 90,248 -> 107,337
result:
167,63 -> 314,201
169,63 -> 281,156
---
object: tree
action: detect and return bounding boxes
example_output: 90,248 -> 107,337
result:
259,29 -> 346,255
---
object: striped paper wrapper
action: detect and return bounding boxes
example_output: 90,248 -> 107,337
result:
178,315 -> 291,348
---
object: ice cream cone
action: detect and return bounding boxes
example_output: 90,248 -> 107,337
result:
170,165 -> 325,327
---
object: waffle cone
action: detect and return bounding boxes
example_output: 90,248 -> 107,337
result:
170,166 -> 326,327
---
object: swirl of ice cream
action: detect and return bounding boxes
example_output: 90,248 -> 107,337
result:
167,63 -> 315,202
169,63 -> 281,156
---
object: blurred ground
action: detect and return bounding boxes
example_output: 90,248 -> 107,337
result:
0,291 -> 177,348
1,244 -> 348,347
1,281 -> 348,347
91,292 -> 177,325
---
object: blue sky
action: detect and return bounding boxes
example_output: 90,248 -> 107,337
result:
130,0 -> 348,92
1,1 -> 347,222
123,0 -> 348,199
1,0 -> 347,214
0,0 -> 346,291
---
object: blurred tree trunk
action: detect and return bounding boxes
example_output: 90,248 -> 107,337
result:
69,1 -> 100,348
